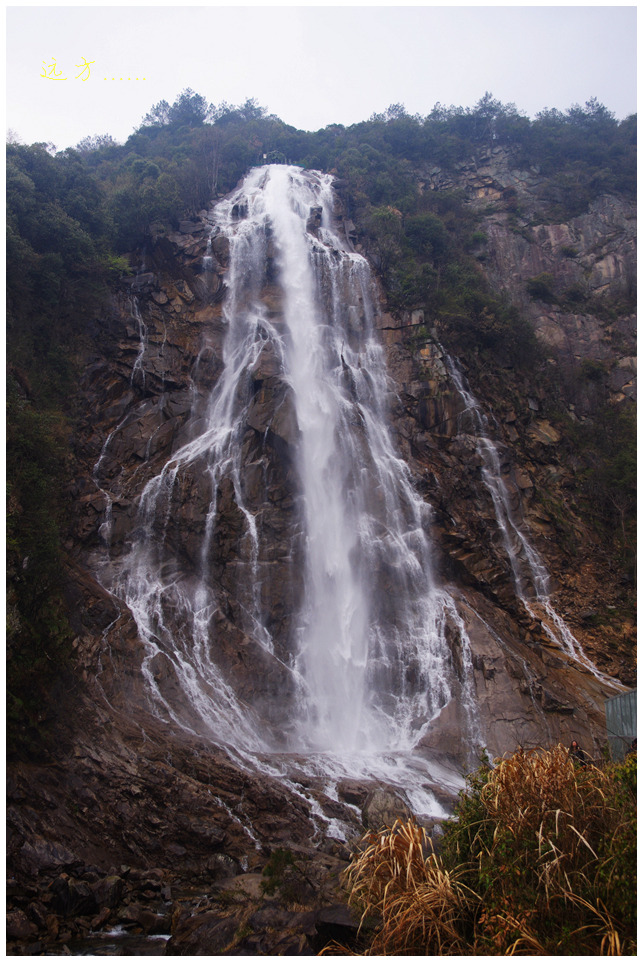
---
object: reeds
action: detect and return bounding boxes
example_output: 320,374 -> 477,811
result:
327,748 -> 636,956
476,746 -> 611,900
452,746 -> 636,954
340,818 -> 477,955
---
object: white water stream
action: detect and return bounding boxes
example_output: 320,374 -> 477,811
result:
444,354 -> 619,687
97,166 -> 484,822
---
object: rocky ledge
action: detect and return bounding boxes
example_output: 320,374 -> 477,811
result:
7,690 -> 448,957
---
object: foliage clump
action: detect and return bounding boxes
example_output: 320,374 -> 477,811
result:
329,747 -> 636,955
526,272 -> 558,303
261,847 -> 296,895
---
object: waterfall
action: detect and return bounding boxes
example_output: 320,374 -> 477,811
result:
98,166 -> 479,816
130,296 -> 148,389
444,353 -> 617,685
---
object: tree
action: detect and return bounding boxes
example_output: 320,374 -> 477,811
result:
167,88 -> 211,127
76,133 -> 119,153
141,98 -> 171,128
567,97 -> 616,131
404,212 -> 450,264
363,205 -> 403,276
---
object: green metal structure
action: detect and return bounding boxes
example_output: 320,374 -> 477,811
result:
605,689 -> 637,761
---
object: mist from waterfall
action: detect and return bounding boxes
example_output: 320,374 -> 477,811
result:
96,166 -> 480,817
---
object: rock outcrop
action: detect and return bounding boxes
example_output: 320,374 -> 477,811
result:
422,147 -> 636,406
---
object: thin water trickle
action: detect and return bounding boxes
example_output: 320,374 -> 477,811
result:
130,296 -> 148,389
444,352 -> 620,688
96,166 -> 481,816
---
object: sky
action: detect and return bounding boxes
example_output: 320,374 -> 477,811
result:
5,4 -> 638,150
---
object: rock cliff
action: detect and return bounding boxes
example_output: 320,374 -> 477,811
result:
378,148 -> 635,683
422,147 -> 635,400
7,156 -> 635,954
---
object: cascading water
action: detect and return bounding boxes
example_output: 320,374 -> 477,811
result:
444,353 -> 620,687
130,296 -> 148,389
98,166 -> 480,819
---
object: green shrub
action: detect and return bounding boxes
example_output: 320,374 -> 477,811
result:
563,283 -> 588,305
261,847 -> 295,895
526,272 -> 558,302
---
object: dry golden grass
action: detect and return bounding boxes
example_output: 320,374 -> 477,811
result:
340,818 -> 477,955
560,893 -> 626,956
480,744 -> 608,815
469,747 -> 613,901
449,746 -> 635,955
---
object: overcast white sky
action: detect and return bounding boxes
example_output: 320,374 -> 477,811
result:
5,4 -> 638,150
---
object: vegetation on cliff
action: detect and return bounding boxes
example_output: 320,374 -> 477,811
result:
330,747 -> 636,955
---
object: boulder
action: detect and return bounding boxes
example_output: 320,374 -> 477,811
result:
179,220 -> 204,235
118,902 -> 169,935
337,779 -> 369,807
19,836 -> 79,874
314,903 -> 360,949
361,789 -> 412,830
131,272 -> 156,291
90,874 -> 124,909
416,698 -> 471,765
49,876 -> 98,917
165,910 -> 241,955
6,908 -> 38,941
204,853 -> 239,881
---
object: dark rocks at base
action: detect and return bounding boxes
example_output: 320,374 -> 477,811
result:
166,910 -> 240,955
118,901 -> 170,935
6,866 -> 174,956
6,843 -> 357,956
49,877 -> 98,918
6,909 -> 38,942
314,902 -> 360,940
165,895 -> 360,956
166,902 -> 317,956
6,707 -> 369,956
91,873 -> 125,909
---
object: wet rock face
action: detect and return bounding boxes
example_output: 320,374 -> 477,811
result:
74,222 -> 310,728
381,326 -> 634,704
71,179 -> 630,747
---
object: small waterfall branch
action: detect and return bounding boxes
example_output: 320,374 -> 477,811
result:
444,352 -> 617,686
